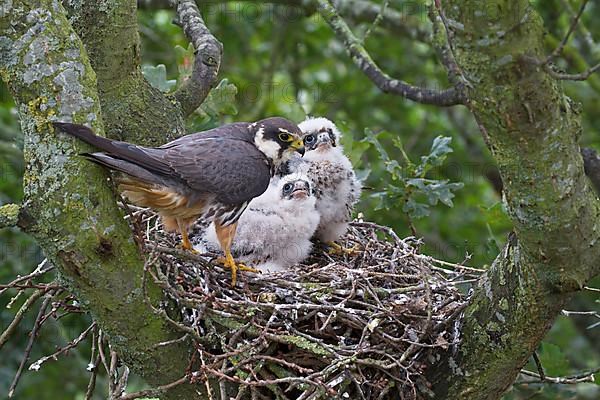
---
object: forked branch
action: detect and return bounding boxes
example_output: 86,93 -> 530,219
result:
172,0 -> 223,116
316,0 -> 466,106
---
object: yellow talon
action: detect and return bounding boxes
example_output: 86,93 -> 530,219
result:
179,229 -> 198,254
216,252 -> 259,286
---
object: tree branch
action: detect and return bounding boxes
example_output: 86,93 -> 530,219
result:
67,0 -> 185,145
171,0 -> 223,117
1,2 -> 199,399
330,0 -> 429,41
546,61 -> 600,81
429,0 -> 600,398
0,203 -> 21,229
316,0 -> 466,106
138,0 -> 431,41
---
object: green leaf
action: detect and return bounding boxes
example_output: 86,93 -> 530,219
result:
355,168 -> 371,182
538,342 -> 571,376
403,197 -> 430,219
141,64 -> 176,93
417,135 -> 454,175
406,178 -> 464,207
362,128 -> 390,162
199,79 -> 238,118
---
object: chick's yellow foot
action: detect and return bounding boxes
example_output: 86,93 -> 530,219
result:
216,255 -> 259,286
327,241 -> 361,256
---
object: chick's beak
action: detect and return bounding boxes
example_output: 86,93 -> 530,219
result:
291,138 -> 305,156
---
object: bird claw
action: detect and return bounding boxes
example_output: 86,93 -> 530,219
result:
216,256 -> 259,286
327,241 -> 361,256
177,242 -> 199,254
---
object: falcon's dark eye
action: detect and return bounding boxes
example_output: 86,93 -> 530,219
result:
304,134 -> 316,145
278,133 -> 292,142
282,183 -> 293,195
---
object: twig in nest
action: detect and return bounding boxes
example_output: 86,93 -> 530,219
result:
117,375 -> 190,400
134,203 -> 475,399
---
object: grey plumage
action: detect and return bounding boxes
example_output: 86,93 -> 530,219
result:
196,174 -> 320,273
54,119 -> 303,209
54,118 -> 306,286
281,117 -> 361,243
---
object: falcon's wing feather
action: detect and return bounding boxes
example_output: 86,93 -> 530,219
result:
162,138 -> 271,205
159,122 -> 251,148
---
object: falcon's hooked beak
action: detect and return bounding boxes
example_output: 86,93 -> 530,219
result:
291,138 -> 305,156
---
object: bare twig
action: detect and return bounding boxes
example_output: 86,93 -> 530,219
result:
8,293 -> 54,398
0,259 -> 55,296
171,0 -> 223,116
117,375 -> 190,400
28,322 -> 97,371
546,61 -> 600,81
531,351 -> 545,380
0,289 -> 45,350
315,0 -> 466,106
153,333 -> 189,348
519,367 -> 600,384
84,327 -> 101,400
361,0 -> 388,42
545,0 -> 590,63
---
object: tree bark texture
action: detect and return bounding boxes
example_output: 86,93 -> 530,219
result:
2,0 -> 600,399
0,1 -> 199,398
430,1 -> 600,398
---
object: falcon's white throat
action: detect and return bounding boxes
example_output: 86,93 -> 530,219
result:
254,127 -> 286,165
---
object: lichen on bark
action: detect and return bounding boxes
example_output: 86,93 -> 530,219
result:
430,1 -> 600,398
1,1 -> 199,398
65,0 -> 186,146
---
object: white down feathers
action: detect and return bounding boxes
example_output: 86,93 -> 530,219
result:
197,174 -> 320,273
288,117 -> 362,243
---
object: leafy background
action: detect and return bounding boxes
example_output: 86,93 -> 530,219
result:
1,0 -> 599,398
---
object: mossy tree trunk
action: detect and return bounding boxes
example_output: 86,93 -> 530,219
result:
1,0 -> 600,399
429,1 -> 600,398
0,1 -> 198,398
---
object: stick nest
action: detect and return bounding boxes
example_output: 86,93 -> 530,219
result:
132,207 -> 472,400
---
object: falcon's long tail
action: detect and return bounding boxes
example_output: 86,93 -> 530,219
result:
52,122 -> 172,178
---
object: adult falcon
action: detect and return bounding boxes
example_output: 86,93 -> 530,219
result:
53,118 -> 305,285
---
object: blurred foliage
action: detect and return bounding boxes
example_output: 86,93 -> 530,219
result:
362,131 -> 464,225
0,0 -> 599,398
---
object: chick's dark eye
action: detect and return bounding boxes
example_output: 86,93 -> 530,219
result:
304,135 -> 315,144
283,183 -> 293,194
278,133 -> 291,142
